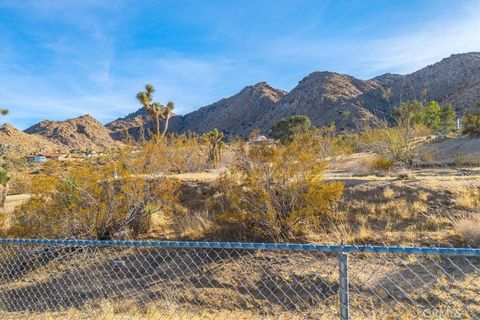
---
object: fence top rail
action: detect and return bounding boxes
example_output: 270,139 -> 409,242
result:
0,238 -> 479,256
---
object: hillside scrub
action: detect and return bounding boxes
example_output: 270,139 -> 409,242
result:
8,155 -> 184,240
213,134 -> 344,242
271,115 -> 313,144
392,100 -> 456,133
462,103 -> 480,136
358,125 -> 423,165
0,168 -> 10,208
130,134 -> 210,174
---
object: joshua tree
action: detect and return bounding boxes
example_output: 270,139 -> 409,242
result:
136,84 -> 174,140
204,129 -> 224,164
0,168 -> 10,208
162,101 -> 175,136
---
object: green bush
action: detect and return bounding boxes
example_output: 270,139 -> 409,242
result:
271,115 -> 313,144
462,104 -> 480,136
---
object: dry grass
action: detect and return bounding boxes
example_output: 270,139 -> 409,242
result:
382,187 -> 395,200
454,217 -> 480,246
306,177 -> 473,246
416,191 -> 429,202
418,149 -> 434,163
355,155 -> 394,176
454,153 -> 480,166
173,210 -> 213,239
411,200 -> 428,213
0,301 -> 303,320
455,186 -> 480,209
148,209 -> 213,240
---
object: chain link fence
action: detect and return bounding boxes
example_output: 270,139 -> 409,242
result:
0,239 -> 478,319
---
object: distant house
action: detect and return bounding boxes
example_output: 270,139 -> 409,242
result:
86,151 -> 98,158
27,155 -> 47,163
251,135 -> 277,145
27,153 -> 84,162
254,135 -> 268,142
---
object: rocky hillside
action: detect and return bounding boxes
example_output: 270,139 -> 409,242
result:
180,82 -> 286,136
0,124 -> 63,158
253,72 -> 383,132
376,52 -> 480,114
107,52 -> 479,139
107,108 -> 183,141
107,82 -> 286,139
25,115 -> 120,151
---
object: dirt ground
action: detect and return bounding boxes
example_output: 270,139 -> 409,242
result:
0,244 -> 477,319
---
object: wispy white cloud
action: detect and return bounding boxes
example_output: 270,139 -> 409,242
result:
252,4 -> 480,79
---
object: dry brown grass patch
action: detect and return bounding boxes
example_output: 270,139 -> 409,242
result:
454,216 -> 480,247
455,186 -> 480,209
382,187 -> 395,200
416,191 -> 430,202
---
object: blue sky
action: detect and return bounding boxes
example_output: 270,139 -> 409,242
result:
0,0 -> 479,129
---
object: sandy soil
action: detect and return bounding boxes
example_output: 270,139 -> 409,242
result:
418,136 -> 480,165
1,194 -> 31,214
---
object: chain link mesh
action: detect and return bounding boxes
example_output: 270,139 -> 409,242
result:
0,240 -> 477,319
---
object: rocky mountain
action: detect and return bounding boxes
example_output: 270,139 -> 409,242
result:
252,72 -> 383,132
382,52 -> 480,114
106,82 -> 286,139
179,82 -> 286,136
24,115 -> 120,151
107,52 -> 479,139
0,124 -> 63,158
106,108 -> 183,141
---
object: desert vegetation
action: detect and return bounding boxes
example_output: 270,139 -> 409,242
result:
0,90 -> 479,320
214,135 -> 344,241
0,96 -> 479,250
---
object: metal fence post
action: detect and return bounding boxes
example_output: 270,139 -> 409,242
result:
338,248 -> 349,320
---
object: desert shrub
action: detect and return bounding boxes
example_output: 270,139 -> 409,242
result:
358,107 -> 435,165
0,167 -> 10,186
418,150 -> 435,163
0,168 -> 10,207
9,160 -> 183,239
359,126 -> 417,164
439,103 -> 457,134
331,132 -> 360,154
392,100 -> 453,133
7,171 -> 31,194
461,103 -> 480,136
213,136 -> 344,241
29,174 -> 59,194
313,124 -> 356,157
417,101 -> 441,131
271,115 -> 313,144
372,156 -> 394,173
454,217 -> 480,247
131,135 -> 209,174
